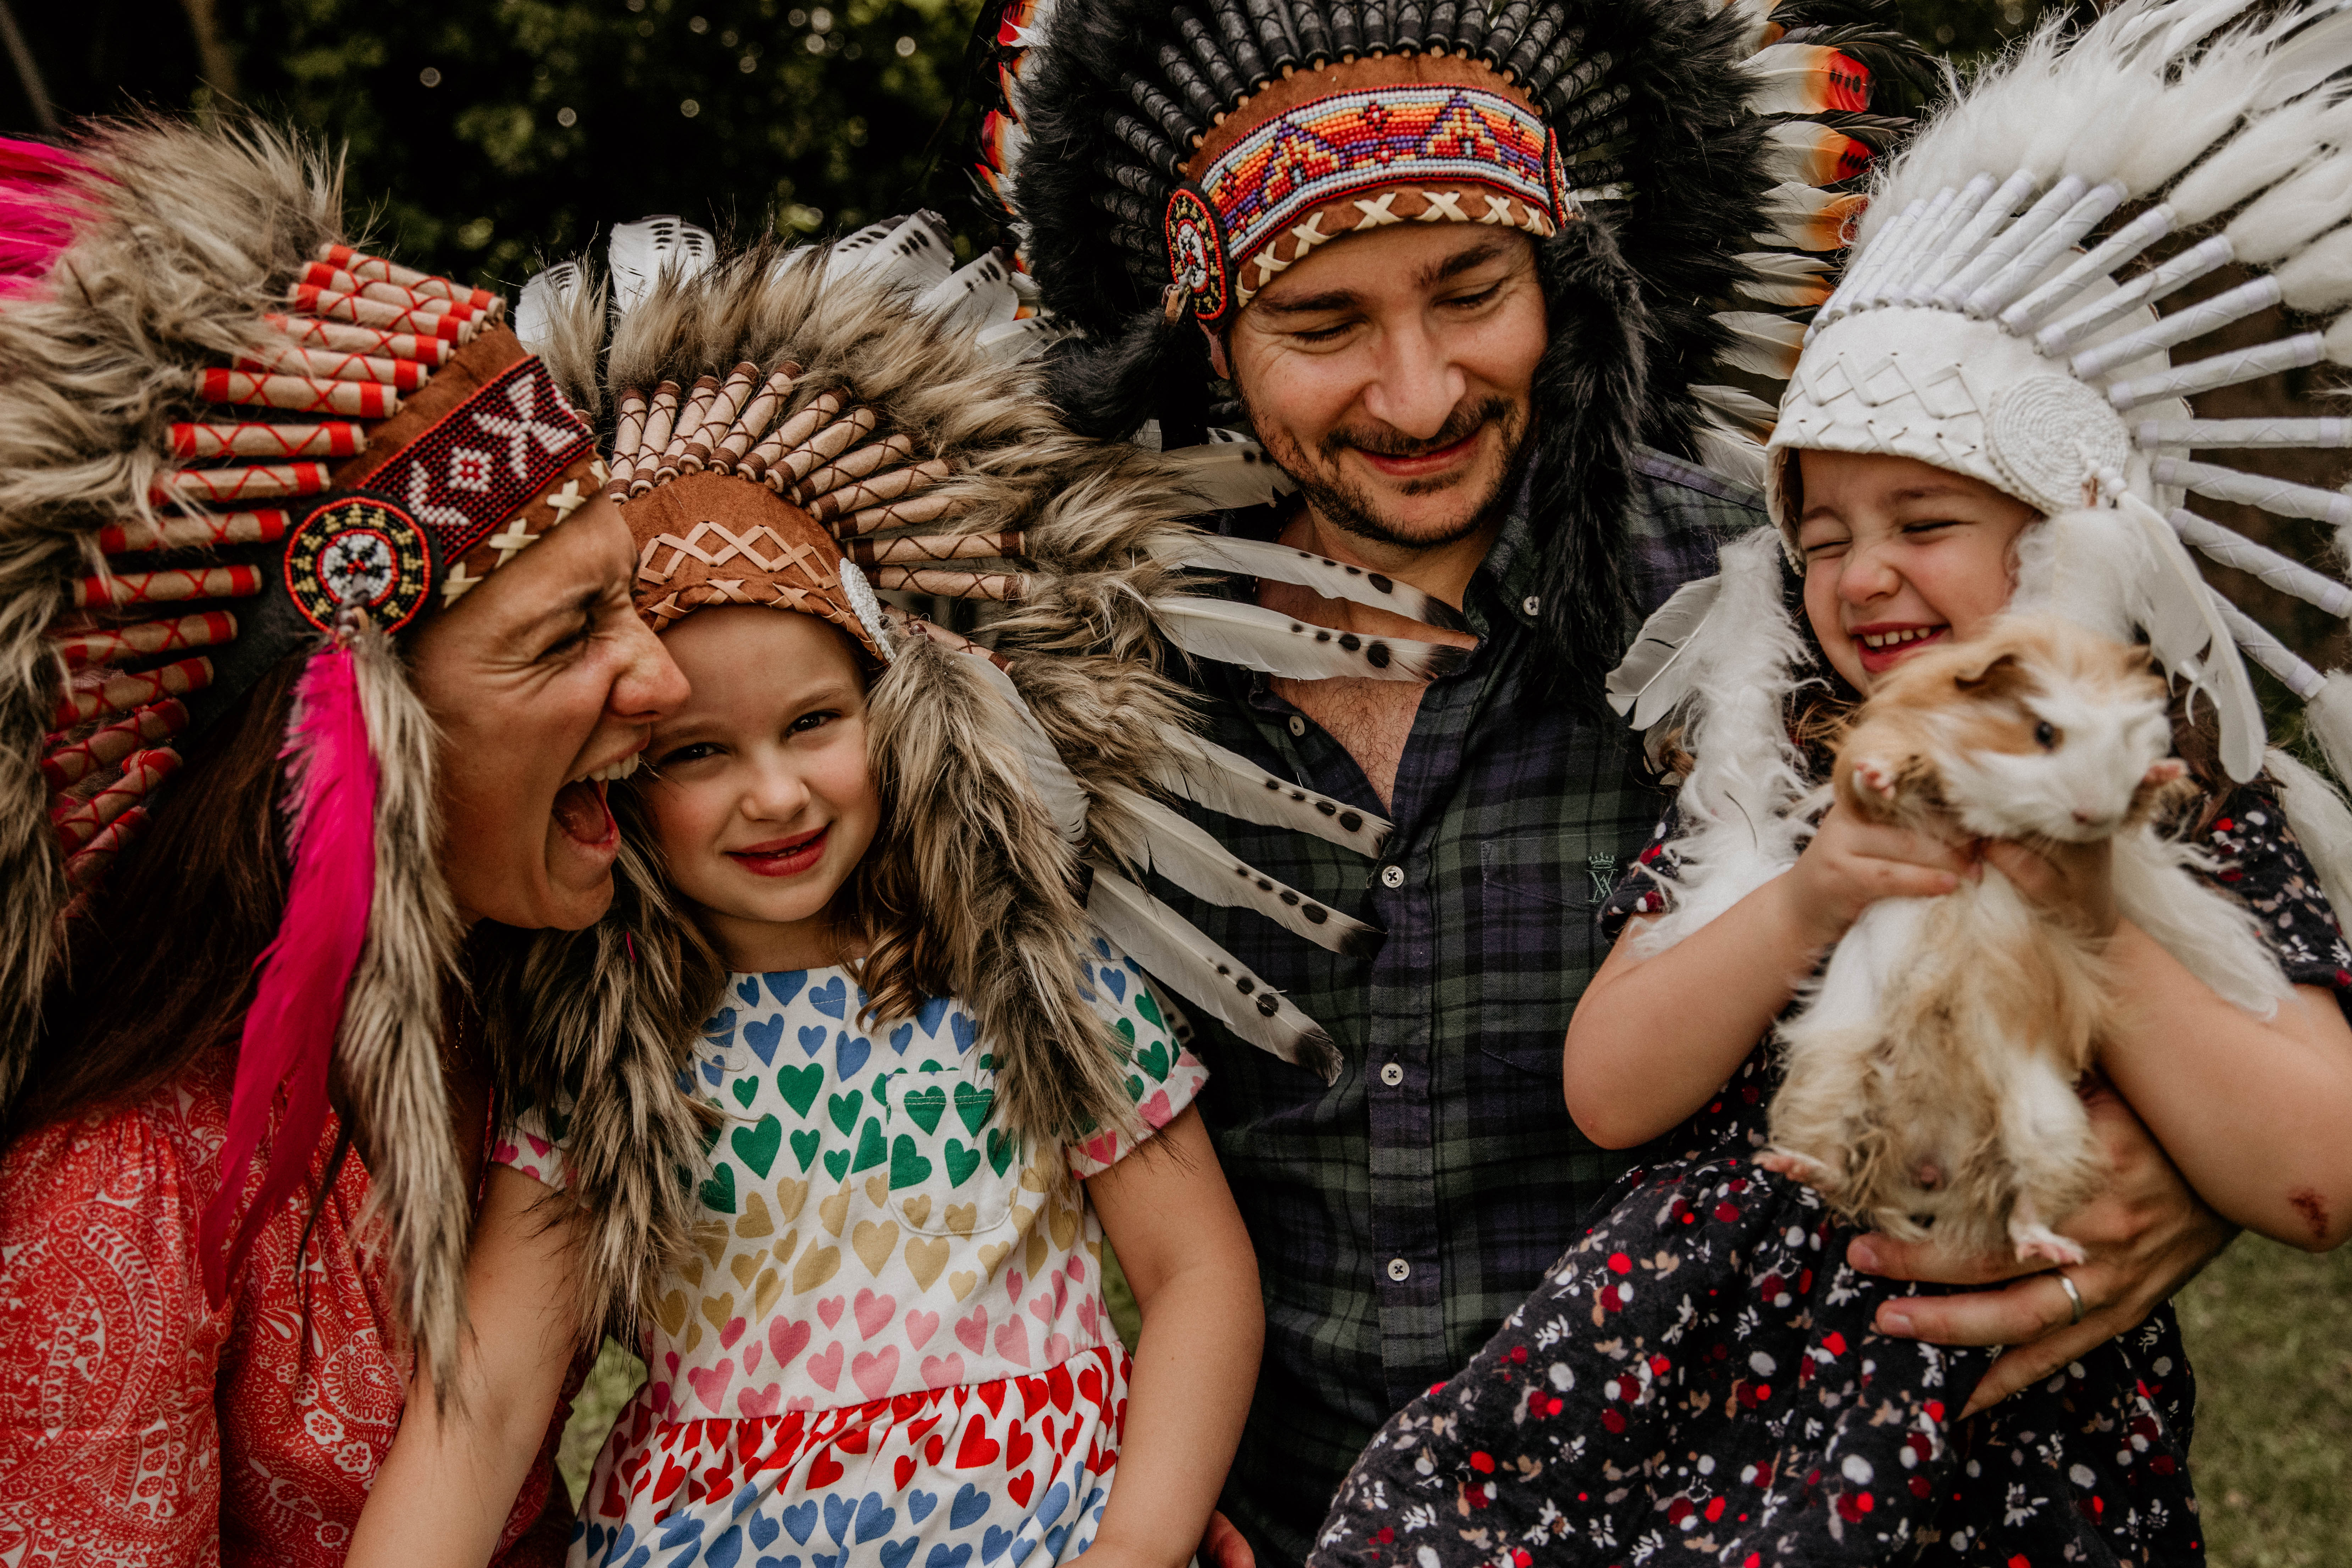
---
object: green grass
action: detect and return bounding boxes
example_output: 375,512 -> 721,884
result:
2175,1234 -> 2352,1567
556,1237 -> 2352,1552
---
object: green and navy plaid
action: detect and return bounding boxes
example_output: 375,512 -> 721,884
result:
1155,449 -> 1762,1566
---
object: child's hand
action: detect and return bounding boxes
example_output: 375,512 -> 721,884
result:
1775,803 -> 1973,949
1980,838 -> 2119,937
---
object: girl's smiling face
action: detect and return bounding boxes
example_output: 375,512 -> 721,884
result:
1793,449 -> 2041,693
637,606 -> 882,973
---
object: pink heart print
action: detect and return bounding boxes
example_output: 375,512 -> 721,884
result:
905,1309 -> 941,1348
851,1346 -> 901,1401
737,1383 -> 783,1418
768,1318 -> 812,1369
816,1296 -> 845,1329
805,1341 -> 845,1391
920,1352 -> 967,1388
994,1316 -> 1031,1367
955,1307 -> 989,1354
686,1358 -> 735,1411
854,1288 -> 897,1340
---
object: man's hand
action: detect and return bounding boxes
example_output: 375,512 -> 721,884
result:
1847,1082 -> 2235,1417
1199,1510 -> 1256,1568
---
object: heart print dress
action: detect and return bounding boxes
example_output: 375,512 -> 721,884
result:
495,940 -> 1208,1568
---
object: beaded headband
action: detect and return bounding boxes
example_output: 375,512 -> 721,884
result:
1167,60 -> 1569,321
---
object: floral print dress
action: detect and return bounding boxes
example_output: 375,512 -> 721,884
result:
496,940 -> 1207,1568
1309,784 -> 2351,1568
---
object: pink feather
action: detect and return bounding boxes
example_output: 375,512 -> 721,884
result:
199,639 -> 378,1304
0,137 -> 93,292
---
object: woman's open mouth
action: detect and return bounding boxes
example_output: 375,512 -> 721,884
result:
729,825 -> 830,878
551,777 -> 618,849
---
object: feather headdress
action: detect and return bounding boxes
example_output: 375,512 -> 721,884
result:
0,118 -> 604,1395
507,218 -> 1479,1341
985,0 -> 1932,694
1613,0 -> 2352,931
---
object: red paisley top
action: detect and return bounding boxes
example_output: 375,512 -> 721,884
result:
0,1049 -> 577,1567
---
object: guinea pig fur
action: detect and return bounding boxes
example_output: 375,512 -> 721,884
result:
1763,618 -> 2238,1264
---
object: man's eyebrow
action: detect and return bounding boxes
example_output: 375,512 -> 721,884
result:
1418,240 -> 1512,288
501,587 -> 598,645
1252,286 -> 1365,317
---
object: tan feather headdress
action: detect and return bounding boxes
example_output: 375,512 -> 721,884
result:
0,119 -> 606,1395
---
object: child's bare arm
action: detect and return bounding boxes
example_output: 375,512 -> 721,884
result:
1563,808 -> 1971,1148
1078,1105 -> 1262,1568
346,1166 -> 585,1568
1985,838 -> 2352,1250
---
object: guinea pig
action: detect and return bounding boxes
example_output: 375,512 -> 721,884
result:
1760,618 -> 2220,1263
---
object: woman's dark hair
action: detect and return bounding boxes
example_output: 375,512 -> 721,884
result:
11,653 -> 302,1140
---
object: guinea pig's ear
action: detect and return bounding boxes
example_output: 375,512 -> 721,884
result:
1953,649 -> 2024,692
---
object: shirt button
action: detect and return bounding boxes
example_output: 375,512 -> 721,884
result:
1379,864 -> 1406,890
1523,594 -> 1542,616
1386,1257 -> 1411,1282
1287,715 -> 1307,738
1380,1062 -> 1404,1087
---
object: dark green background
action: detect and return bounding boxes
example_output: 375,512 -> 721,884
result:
2,0 -> 2071,287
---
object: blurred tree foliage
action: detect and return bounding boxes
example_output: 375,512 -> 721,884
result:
10,0 -> 2080,294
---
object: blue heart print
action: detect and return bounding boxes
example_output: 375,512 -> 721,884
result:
623,1547 -> 652,1568
798,1024 -> 828,1057
704,1007 -> 738,1040
1098,966 -> 1126,1003
889,1023 -> 914,1056
737,977 -> 761,1006
949,1012 -> 978,1056
978,1525 -> 1015,1565
878,1541 -> 918,1568
1006,1533 -> 1037,1568
731,1482 -> 762,1520
1092,936 -> 1112,960
705,1524 -> 745,1568
583,1522 -> 605,1556
926,1547 -> 973,1568
763,971 -> 808,1008
914,995 -> 952,1037
700,1058 -> 724,1088
743,1016 -> 785,1066
822,1495 -> 854,1546
748,1513 -> 781,1549
658,1512 -> 705,1548
810,975 -> 848,1018
812,1554 -> 843,1568
782,1502 -> 818,1545
675,1068 -> 695,1093
756,1558 -> 802,1568
949,1484 -> 991,1528
908,1489 -> 938,1524
1037,1480 -> 1071,1525
853,1492 -> 896,1544
1042,1523 -> 1071,1561
836,1031 -> 871,1080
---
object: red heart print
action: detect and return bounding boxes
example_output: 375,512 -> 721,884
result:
1047,1364 -> 1074,1412
953,1413 -> 1000,1469
769,1318 -> 812,1368
1016,1375 -> 1049,1417
926,1434 -> 946,1466
1005,1425 -> 1035,1470
654,1457 -> 687,1503
1078,1366 -> 1104,1407
808,1446 -> 845,1488
1008,1470 -> 1035,1508
975,1380 -> 1006,1416
894,1454 -> 917,1491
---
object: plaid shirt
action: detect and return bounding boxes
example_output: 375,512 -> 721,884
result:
1158,448 -> 1761,1565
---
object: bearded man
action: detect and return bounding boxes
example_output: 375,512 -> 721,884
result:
988,2 -> 2239,1561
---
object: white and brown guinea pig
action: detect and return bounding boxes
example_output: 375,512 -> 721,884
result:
1763,618 -> 2210,1264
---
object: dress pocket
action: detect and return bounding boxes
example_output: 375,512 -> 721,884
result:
873,1058 -> 1024,1239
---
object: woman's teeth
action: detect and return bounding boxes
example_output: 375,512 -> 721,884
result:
1859,627 -> 1942,650
574,754 -> 643,784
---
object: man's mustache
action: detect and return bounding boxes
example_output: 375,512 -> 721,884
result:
1319,397 -> 1513,462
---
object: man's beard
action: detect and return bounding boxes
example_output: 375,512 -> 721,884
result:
1244,390 -> 1533,552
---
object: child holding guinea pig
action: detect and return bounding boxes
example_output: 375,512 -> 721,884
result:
1308,7 -> 2352,1563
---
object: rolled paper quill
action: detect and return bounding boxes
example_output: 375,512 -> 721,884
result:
55,611 -> 238,670
101,510 -> 292,555
74,565 -> 264,609
840,492 -> 962,537
52,747 -> 179,853
265,313 -> 455,367
64,805 -> 148,892
169,422 -> 364,460
870,567 -> 1020,599
234,343 -> 433,390
53,655 -> 213,728
156,463 -> 334,504
287,285 -> 472,342
196,368 -> 399,418
315,243 -> 498,311
808,459 -> 950,523
298,262 -> 488,322
845,531 -> 1021,565
42,699 -> 190,791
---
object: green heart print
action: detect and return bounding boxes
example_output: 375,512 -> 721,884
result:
777,1064 -> 823,1119
699,1161 -> 737,1214
952,1082 -> 994,1136
943,1138 -> 982,1188
889,1133 -> 935,1190
731,1114 -> 782,1179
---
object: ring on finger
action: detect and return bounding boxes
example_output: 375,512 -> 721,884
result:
2054,1270 -> 2086,1326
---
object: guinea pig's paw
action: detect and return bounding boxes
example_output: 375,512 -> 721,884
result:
2141,759 -> 2185,788
1851,757 -> 1901,798
1756,1147 -> 1841,1192
2008,1221 -> 2089,1268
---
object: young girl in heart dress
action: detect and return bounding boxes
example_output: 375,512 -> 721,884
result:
345,242 -> 1264,1568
